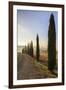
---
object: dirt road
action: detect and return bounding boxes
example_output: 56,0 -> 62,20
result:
17,54 -> 48,80
17,53 -> 57,80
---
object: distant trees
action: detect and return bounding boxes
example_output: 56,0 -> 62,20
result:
27,43 -> 30,55
36,34 -> 40,61
22,34 -> 40,61
22,41 -> 33,57
30,41 -> 33,57
22,48 -> 25,54
48,14 -> 56,70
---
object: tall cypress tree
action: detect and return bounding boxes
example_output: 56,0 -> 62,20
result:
36,34 -> 40,61
48,14 -> 56,70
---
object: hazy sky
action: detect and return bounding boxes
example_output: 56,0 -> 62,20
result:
17,10 -> 58,49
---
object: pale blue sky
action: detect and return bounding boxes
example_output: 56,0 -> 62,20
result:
17,10 -> 58,49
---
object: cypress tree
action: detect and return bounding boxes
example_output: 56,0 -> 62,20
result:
36,34 -> 40,61
48,14 -> 56,70
27,43 -> 30,55
22,48 -> 25,54
30,41 -> 33,57
24,45 -> 27,53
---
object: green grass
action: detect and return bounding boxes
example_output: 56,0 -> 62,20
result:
34,60 -> 57,78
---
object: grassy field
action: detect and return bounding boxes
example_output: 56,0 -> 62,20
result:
34,60 -> 58,78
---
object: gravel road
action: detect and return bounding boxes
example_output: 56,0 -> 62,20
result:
17,54 -> 48,80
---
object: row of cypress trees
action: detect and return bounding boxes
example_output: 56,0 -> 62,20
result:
22,13 -> 56,71
22,34 -> 40,60
36,14 -> 56,71
22,41 -> 33,57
